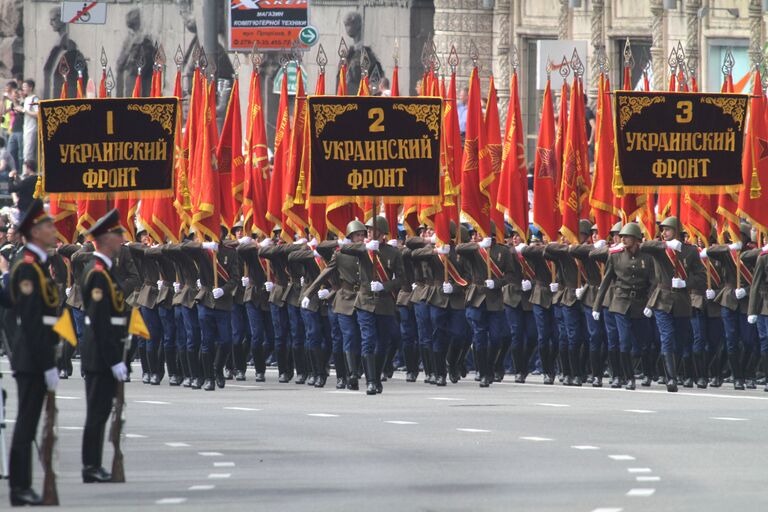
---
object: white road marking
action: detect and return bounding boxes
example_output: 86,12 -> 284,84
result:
624,409 -> 656,414
626,488 -> 656,497
536,403 -> 570,408
134,400 -> 171,405
591,509 -> 623,512
636,476 -> 661,482
385,420 -> 419,425
710,417 -> 748,421
520,436 -> 553,442
427,397 -> 466,401
126,433 -> 147,439
59,426 -> 84,430
223,407 -> 262,411
608,455 -> 636,461
227,384 -> 262,389
627,468 -> 652,473
198,452 -> 223,457
213,462 -> 235,467
208,473 -> 231,479
165,442 -> 190,448
55,395 -> 80,400
457,428 -> 491,433
156,498 -> 187,505
307,413 -> 339,417
188,485 -> 215,491
571,445 -> 600,450
496,381 -> 768,400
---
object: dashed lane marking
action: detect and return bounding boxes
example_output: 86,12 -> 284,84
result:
156,498 -> 187,505
165,442 -> 190,448
307,413 -> 340,417
624,409 -> 656,414
571,445 -> 600,450
208,473 -> 231,479
456,428 -> 491,433
536,403 -> 571,408
223,407 -> 262,411
213,462 -> 235,467
189,485 -> 215,491
126,433 -> 147,439
710,417 -> 749,421
608,455 -> 636,461
385,421 -> 419,425
59,426 -> 84,430
626,488 -> 656,497
520,436 -> 553,441
134,400 -> 171,405
636,476 -> 661,482
627,468 -> 652,473
198,452 -> 223,457
55,395 -> 80,400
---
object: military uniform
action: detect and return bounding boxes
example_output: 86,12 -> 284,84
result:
129,242 -> 165,384
502,242 -> 537,383
146,244 -> 183,385
688,247 -> 725,388
236,239 -> 272,382
395,238 -> 420,382
222,239 -> 251,382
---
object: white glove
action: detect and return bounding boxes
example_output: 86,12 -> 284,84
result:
265,281 -> 274,292
436,245 -> 450,255
110,361 -> 128,382
300,276 -> 305,287
259,238 -> 274,249
157,280 -> 165,291
241,277 -> 250,288
699,248 -> 708,259
443,282 -> 453,294
370,281 -> 384,292
318,288 -> 331,300
521,279 -> 532,292
643,307 -> 653,318
666,239 -> 682,252
549,282 -> 560,293
65,287 -> 71,297
387,239 -> 399,247
575,286 -> 585,300
592,311 -> 601,321
479,237 -> 492,249
307,238 -> 318,249
313,250 -> 321,259
294,237 -> 307,245
301,296 -> 311,309
729,242 -> 742,251
202,241 -> 219,251
173,282 -> 181,294
748,314 -> 758,324
238,236 -> 252,245
212,288 -> 224,299
196,279 -> 202,289
338,238 -> 351,247
671,277 -> 686,289
411,282 -> 418,291
44,367 -> 59,391
429,234 -> 437,244
365,240 -> 380,252
593,239 -> 607,250
705,289 -> 716,300
484,279 -> 495,290
735,287 -> 747,300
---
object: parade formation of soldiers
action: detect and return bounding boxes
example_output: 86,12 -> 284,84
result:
5,197 -> 768,505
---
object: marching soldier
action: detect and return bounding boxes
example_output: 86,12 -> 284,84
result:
406,229 -> 433,383
236,234 -> 272,382
145,242 -> 182,385
640,216 -> 706,392
7,199 -> 60,506
592,223 -> 653,390
747,235 -> 768,392
129,236 -> 164,384
80,209 -> 129,483
395,230 -> 421,382
690,236 -> 725,389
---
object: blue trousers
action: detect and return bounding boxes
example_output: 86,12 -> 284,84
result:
414,301 -> 433,349
398,305 -> 417,348
753,315 -> 768,354
231,303 -> 249,345
356,310 -> 396,355
140,306 -> 163,351
337,311 -> 361,354
604,309 -> 619,352
301,308 -> 331,351
270,304 -> 290,353
197,305 -> 232,353
532,304 -> 557,354
286,304 -> 306,350
691,308 -> 723,354
615,314 -> 650,355
505,305 -> 536,351
72,307 -> 85,343
553,305 -> 569,353
431,305 -> 467,353
562,303 -> 585,352
173,306 -> 187,351
465,306 -> 508,352
722,307 -> 757,354
181,305 -> 201,352
327,306 -> 343,353
582,304 -> 606,352
158,306 -> 176,350
653,309 -> 692,355
245,303 -> 266,349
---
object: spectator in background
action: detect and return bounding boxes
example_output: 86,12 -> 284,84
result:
5,81 -> 22,172
0,137 -> 14,176
457,87 -> 468,138
8,160 -> 37,211
0,81 -> 14,145
20,80 -> 39,168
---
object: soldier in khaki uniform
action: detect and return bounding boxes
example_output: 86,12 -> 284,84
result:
746,239 -> 768,392
593,223 -> 654,390
395,232 -> 421,382
640,216 -> 706,392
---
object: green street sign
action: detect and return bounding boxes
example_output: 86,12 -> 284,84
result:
273,62 -> 309,95
299,26 -> 319,47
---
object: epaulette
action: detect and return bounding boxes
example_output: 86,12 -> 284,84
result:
610,246 -> 625,254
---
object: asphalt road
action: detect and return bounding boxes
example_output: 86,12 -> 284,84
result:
1,358 -> 767,511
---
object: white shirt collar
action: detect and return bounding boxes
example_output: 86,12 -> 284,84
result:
26,243 -> 48,263
93,251 -> 113,270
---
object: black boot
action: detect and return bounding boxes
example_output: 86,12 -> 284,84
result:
293,345 -> 307,384
475,346 -> 489,387
730,352 -> 745,390
311,348 -> 327,388
693,352 -> 708,388
364,354 -> 378,395
540,345 -> 553,384
188,349 -> 203,389
381,342 -> 397,381
157,345 -> 166,382
609,350 -> 622,388
214,345 -> 229,389
178,349 -> 191,387
333,352 -> 347,389
641,351 -> 654,387
374,351 -> 385,393
589,350 -> 603,387
165,347 -> 181,386
762,354 -> 768,392
682,356 -> 695,388
434,350 -> 447,386
560,348 -> 572,386
421,347 -> 435,384
148,345 -> 161,385
404,345 -> 420,382
569,349 -> 583,387
494,339 -> 511,382
622,353 -> 636,390
345,352 -> 360,390
202,351 -> 215,391
512,346 -> 527,383
744,351 -> 759,389
139,345 -> 150,383
277,346 -> 290,382
252,345 -> 266,382
663,352 -> 678,392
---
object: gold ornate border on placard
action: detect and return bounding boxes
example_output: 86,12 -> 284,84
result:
700,96 -> 747,130
127,103 -> 175,134
618,96 -> 666,129
44,104 -> 92,140
393,103 -> 441,139
312,103 -> 359,137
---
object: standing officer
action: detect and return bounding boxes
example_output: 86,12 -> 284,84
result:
7,199 -> 60,506
80,209 -> 129,483
640,216 -> 706,392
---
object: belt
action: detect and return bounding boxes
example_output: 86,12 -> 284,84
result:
85,317 -> 127,326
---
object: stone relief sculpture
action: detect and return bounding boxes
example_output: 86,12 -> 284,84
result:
337,11 -> 383,94
115,8 -> 155,97
43,7 -> 88,99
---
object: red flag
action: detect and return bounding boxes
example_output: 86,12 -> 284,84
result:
242,68 -> 270,237
217,76 -> 244,229
590,74 -> 619,239
559,77 -> 591,244
482,77 -> 506,240
496,70 -> 528,238
283,70 -> 310,240
738,70 -> 768,232
532,78 -> 559,241
266,71 -> 291,236
190,77 -> 222,241
460,66 -> 491,237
